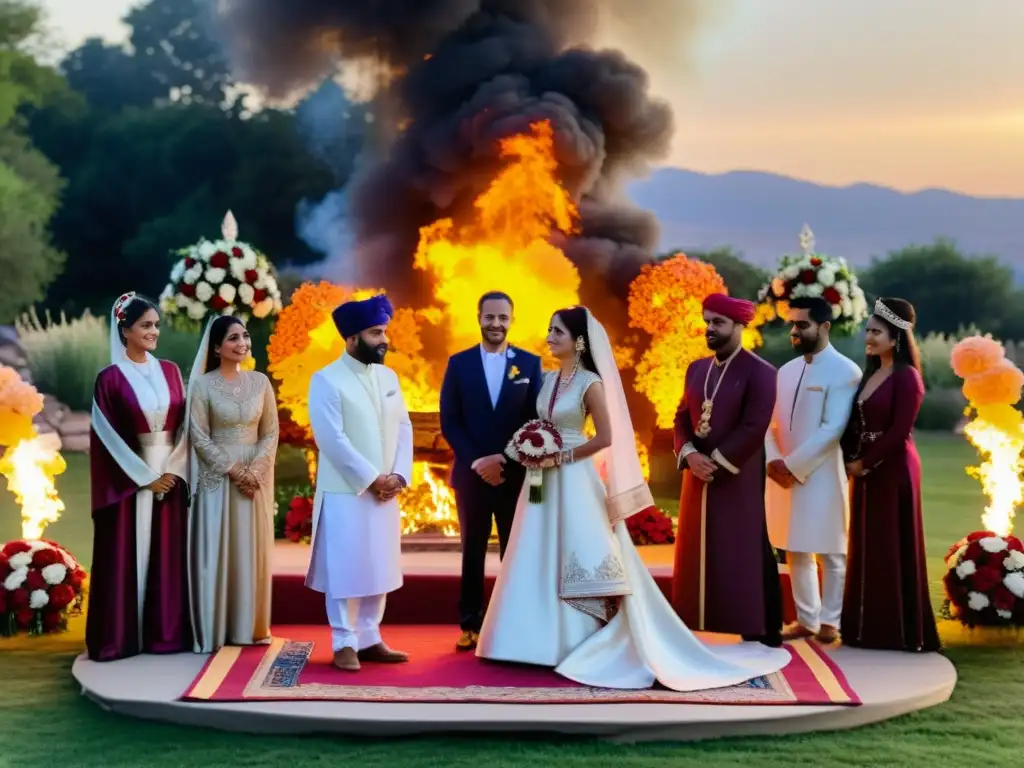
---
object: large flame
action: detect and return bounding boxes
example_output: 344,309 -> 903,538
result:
414,119 -> 580,358
951,336 -> 1024,536
400,462 -> 458,536
0,365 -> 66,539
0,433 -> 66,539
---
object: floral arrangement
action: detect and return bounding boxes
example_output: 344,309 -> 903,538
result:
283,496 -> 313,544
1,539 -> 86,636
627,253 -> 768,428
159,211 -> 283,329
758,225 -> 868,336
942,531 -> 1024,627
274,486 -> 313,543
505,419 -> 564,502
626,507 -> 676,546
0,364 -> 44,448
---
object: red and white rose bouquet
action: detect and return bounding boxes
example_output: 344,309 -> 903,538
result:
942,531 -> 1024,627
0,539 -> 87,636
758,226 -> 868,336
505,419 -> 564,503
159,211 -> 283,329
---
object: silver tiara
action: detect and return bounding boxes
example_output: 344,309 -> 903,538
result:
874,299 -> 912,331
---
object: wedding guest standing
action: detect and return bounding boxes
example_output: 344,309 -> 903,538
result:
841,298 -> 940,652
671,294 -> 783,647
87,293 -> 192,661
188,316 -> 279,653
765,297 -> 862,644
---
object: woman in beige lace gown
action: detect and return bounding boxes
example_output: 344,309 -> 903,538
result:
187,316 -> 279,653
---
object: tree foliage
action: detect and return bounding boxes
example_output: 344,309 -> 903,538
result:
860,238 -> 1014,337
0,0 -> 65,321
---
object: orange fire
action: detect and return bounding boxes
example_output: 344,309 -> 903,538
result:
413,120 -> 580,358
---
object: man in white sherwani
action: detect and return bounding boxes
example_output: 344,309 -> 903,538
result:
305,294 -> 413,671
765,296 -> 862,645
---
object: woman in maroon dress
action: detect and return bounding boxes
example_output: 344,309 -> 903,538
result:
840,297 -> 940,652
86,293 -> 192,661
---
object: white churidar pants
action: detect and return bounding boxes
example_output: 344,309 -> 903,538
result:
326,595 -> 386,652
788,551 -> 845,632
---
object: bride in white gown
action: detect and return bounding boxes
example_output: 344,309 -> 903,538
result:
476,306 -> 791,691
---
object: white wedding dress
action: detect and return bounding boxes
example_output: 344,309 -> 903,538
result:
476,357 -> 791,691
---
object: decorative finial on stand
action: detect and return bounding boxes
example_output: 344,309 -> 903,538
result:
221,210 -> 238,241
799,223 -> 815,255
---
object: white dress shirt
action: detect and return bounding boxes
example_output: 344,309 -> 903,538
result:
480,344 -> 507,408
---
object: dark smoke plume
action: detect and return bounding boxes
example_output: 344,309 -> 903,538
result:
215,1 -> 704,302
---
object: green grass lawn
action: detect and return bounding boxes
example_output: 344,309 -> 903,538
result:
1,433 -> 1023,767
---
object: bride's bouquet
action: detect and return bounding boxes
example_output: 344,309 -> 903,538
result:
505,419 -> 564,503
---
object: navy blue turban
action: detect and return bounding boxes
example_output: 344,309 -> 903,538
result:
332,294 -> 394,338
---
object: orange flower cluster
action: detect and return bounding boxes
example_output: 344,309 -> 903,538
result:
951,335 -> 1010,383
627,254 -> 766,428
267,281 -> 352,369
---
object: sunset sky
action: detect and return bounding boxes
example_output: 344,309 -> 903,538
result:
41,0 -> 1024,197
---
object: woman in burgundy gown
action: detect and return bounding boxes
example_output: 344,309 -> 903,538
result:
840,297 -> 940,652
86,293 -> 192,661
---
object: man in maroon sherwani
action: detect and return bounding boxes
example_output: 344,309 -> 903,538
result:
671,293 -> 783,647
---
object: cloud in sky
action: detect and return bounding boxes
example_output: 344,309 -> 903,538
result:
41,0 -> 1024,196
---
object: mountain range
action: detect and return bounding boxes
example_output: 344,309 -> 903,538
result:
627,169 -> 1024,270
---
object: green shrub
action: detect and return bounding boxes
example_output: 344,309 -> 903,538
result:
16,309 -> 203,410
16,309 -> 108,411
916,387 -> 966,431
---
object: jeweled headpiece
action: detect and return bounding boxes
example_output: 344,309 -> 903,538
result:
113,292 -> 137,323
874,299 -> 912,331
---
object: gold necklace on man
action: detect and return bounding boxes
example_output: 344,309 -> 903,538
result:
696,345 -> 742,438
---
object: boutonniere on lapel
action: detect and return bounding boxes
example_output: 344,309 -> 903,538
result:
506,348 -> 516,360
507,365 -> 521,380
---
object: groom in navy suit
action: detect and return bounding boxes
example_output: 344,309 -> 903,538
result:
440,291 -> 543,651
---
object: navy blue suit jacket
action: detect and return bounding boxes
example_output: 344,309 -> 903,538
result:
439,345 -> 543,497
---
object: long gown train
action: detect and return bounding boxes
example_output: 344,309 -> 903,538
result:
477,370 -> 790,691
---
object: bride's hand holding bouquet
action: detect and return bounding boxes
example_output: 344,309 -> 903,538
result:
505,418 -> 567,502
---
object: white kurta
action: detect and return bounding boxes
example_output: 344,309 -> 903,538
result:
765,344 -> 862,554
304,353 -> 413,599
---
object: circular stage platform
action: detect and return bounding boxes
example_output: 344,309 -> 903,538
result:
72,642 -> 956,742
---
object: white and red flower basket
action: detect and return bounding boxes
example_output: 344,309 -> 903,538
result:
758,224 -> 869,336
159,210 -> 283,330
942,531 -> 1024,627
0,539 -> 87,636
505,419 -> 564,503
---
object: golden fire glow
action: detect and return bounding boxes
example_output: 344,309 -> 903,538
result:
413,120 -> 581,358
399,462 -> 458,536
0,433 -> 66,540
951,336 -> 1024,536
0,366 -> 66,540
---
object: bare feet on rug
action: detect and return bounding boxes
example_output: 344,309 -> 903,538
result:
358,642 -> 409,663
816,624 -> 839,644
455,630 -> 479,651
781,623 -> 816,641
333,647 -> 360,672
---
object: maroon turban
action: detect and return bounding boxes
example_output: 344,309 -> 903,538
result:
702,293 -> 756,325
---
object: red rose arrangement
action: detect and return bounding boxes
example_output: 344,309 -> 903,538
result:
942,531 -> 1024,627
505,419 -> 564,503
1,539 -> 87,636
284,496 -> 314,544
626,507 -> 676,546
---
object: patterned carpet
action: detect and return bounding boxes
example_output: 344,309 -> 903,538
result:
183,625 -> 860,705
